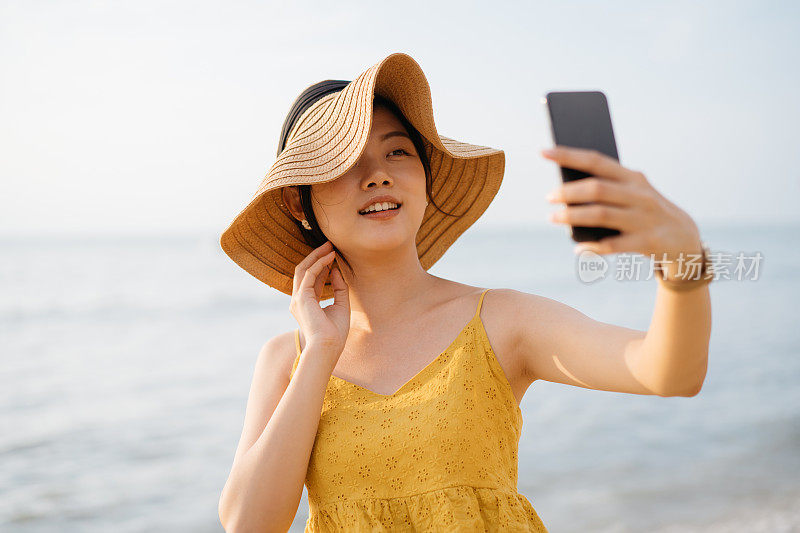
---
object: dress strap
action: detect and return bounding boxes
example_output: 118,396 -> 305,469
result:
289,329 -> 303,380
474,288 -> 492,319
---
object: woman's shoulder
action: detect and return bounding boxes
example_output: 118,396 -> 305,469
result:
429,279 -> 488,302
434,281 -> 540,338
475,287 -> 551,382
480,287 -> 553,330
256,329 -> 302,382
436,279 -> 545,312
431,279 -> 548,317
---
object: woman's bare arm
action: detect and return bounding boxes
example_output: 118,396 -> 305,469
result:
528,146 -> 712,397
500,284 -> 709,398
218,238 -> 349,531
635,277 -> 710,396
218,333 -> 339,532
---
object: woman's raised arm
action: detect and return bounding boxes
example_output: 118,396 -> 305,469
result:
505,145 -> 712,398
498,287 -> 708,398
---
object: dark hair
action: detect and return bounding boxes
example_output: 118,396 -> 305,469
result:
279,82 -> 457,279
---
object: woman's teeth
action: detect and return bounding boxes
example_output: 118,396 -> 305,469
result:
359,202 -> 400,214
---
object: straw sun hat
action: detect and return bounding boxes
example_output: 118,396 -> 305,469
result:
219,52 -> 505,300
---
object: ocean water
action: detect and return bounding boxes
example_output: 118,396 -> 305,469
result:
1,222 -> 798,532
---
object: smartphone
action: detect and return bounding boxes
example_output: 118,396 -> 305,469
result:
542,91 -> 621,243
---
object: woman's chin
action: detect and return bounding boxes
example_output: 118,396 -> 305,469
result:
349,231 -> 413,254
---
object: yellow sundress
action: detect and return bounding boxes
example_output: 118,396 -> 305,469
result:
290,288 -> 548,531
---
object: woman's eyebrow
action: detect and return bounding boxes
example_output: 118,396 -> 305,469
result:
379,130 -> 411,142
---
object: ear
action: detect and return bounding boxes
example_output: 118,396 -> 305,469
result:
281,186 -> 305,222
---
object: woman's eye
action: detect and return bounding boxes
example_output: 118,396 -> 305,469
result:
389,149 -> 408,157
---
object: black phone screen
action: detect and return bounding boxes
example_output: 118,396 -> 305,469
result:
544,91 -> 621,243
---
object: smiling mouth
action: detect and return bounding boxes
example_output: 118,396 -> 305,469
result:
358,203 -> 402,215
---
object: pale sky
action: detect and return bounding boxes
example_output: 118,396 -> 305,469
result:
1,0 -> 797,236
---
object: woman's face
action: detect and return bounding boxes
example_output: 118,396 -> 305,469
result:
300,104 -> 427,255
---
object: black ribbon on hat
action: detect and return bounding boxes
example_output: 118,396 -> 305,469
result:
277,79 -> 351,156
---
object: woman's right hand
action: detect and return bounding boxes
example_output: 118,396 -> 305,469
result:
290,240 -> 350,357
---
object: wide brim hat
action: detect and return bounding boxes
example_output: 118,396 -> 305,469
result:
220,52 -> 505,300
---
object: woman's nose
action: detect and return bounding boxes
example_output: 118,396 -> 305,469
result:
363,175 -> 393,189
358,162 -> 394,189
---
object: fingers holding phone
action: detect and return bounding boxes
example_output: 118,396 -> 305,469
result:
542,147 -> 653,255
542,91 -> 622,243
541,93 -> 703,260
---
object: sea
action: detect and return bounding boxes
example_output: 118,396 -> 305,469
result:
1,222 -> 798,532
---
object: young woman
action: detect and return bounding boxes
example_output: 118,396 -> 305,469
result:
217,53 -> 712,532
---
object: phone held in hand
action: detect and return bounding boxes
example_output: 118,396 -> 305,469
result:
542,91 -> 622,243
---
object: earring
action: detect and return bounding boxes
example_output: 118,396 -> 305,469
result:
301,219 -> 311,230
426,200 -> 430,206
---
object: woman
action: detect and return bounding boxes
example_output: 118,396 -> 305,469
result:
217,53 -> 712,532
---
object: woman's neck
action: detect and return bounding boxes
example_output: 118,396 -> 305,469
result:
340,246 -> 441,333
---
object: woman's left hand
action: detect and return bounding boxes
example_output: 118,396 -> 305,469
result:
542,145 -> 703,265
